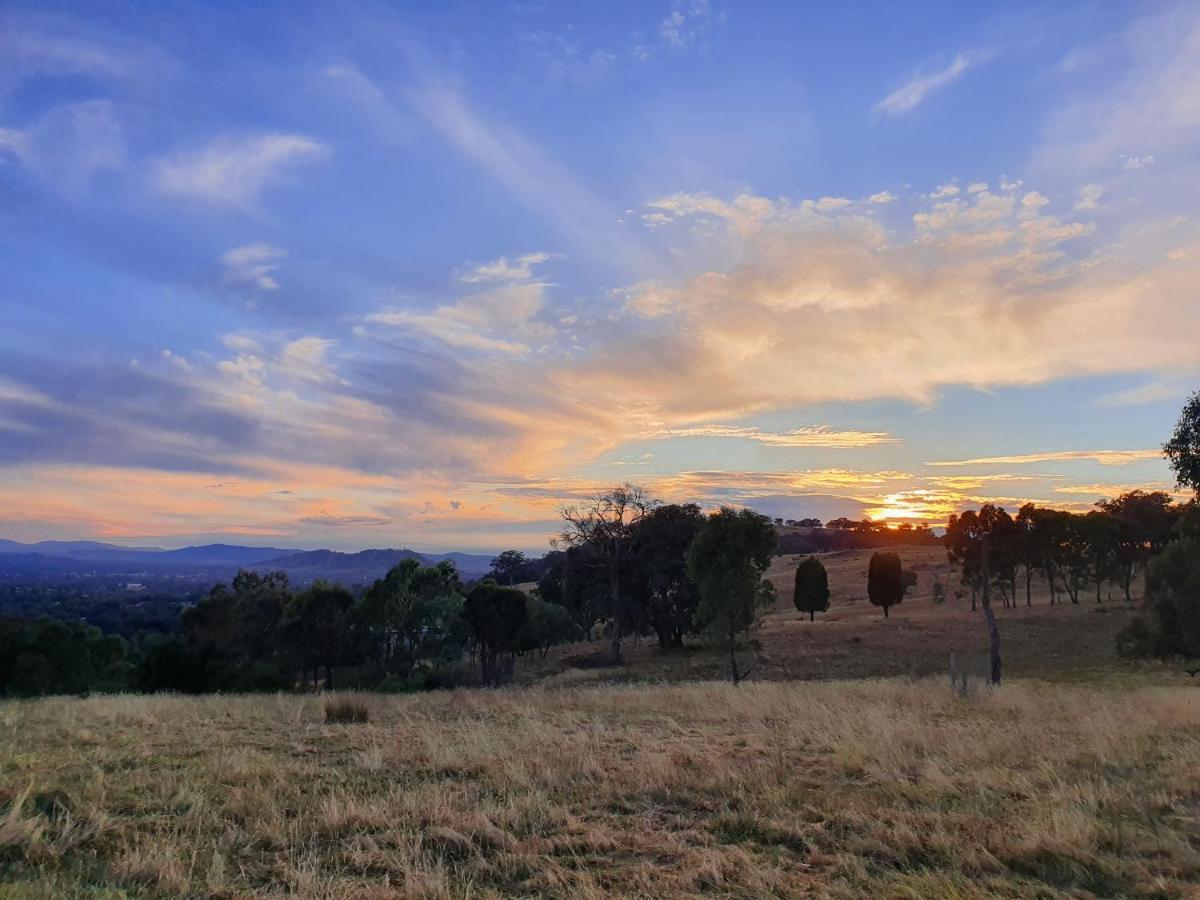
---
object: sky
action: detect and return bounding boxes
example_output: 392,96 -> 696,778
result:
1,1 -> 1198,553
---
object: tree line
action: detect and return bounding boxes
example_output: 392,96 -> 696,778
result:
0,499 -> 781,695
4,390 -> 1198,696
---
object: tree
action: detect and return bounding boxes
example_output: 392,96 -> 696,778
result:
557,483 -> 656,663
1081,510 -> 1119,603
867,552 -> 904,618
489,550 -> 529,586
826,517 -> 857,530
945,510 -> 985,609
227,570 -> 290,663
462,581 -> 528,686
793,556 -> 830,621
1164,390 -> 1200,496
518,596 -> 579,658
1117,538 -> 1200,659
1096,491 -> 1176,601
686,507 -> 777,684
626,503 -> 705,647
354,559 -> 466,677
537,547 -> 608,638
1015,503 -> 1040,606
1055,513 -> 1095,605
284,581 -> 355,689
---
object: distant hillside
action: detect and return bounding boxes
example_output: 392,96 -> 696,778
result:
774,526 -> 941,555
0,539 -> 164,557
0,539 -> 298,567
251,548 -> 494,583
0,538 -> 497,585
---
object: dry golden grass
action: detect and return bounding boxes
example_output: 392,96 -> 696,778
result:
3,678 -> 1199,897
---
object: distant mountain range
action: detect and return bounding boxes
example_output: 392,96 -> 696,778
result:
0,539 -> 496,583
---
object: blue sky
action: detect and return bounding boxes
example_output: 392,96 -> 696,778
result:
0,1 -> 1197,552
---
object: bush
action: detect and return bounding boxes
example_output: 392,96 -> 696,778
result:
324,697 -> 370,724
1117,539 -> 1200,659
1115,617 -> 1158,660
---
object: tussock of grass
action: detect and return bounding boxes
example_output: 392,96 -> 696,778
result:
324,697 -> 371,724
1,678 -> 1198,897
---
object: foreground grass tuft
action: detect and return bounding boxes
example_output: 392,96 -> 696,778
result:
324,696 -> 371,724
2,678 -> 1199,897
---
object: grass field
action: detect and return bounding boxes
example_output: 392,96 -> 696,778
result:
3,679 -> 1200,898
3,545 -> 1198,898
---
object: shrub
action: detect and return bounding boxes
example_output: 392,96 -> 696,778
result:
324,697 -> 370,724
1117,539 -> 1200,659
1115,617 -> 1158,659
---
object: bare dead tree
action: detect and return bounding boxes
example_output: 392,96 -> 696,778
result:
555,483 -> 656,664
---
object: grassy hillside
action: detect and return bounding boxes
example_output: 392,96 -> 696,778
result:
523,545 -> 1145,687
3,679 -> 1199,897
4,543 -> 1194,897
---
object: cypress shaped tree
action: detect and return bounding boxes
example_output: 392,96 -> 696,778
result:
793,556 -> 830,622
868,552 -> 904,619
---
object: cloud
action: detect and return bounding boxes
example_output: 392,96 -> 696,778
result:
1075,184 -> 1104,211
365,281 -> 553,355
1033,8 -> 1200,178
876,52 -> 984,117
402,74 -> 655,274
152,133 -> 327,208
0,10 -> 175,98
868,190 -> 897,204
928,450 -> 1162,467
659,0 -> 714,49
651,425 -> 897,448
221,243 -> 286,291
1094,381 -> 1184,407
459,252 -> 550,283
299,513 -> 392,527
1,100 -> 126,194
1052,481 -> 1183,497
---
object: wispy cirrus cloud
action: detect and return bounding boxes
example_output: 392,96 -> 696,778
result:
876,51 -> 991,117
220,243 -> 286,291
152,133 -> 327,208
651,425 -> 897,448
459,252 -> 550,283
1094,381 -> 1186,408
928,450 -> 1163,467
1052,481 -> 1182,497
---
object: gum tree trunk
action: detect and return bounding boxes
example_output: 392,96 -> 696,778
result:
981,537 -> 1002,687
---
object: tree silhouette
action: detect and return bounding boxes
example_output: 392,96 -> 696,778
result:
557,483 -> 656,663
687,507 -> 777,684
793,556 -> 830,621
867,552 -> 904,618
1165,390 -> 1200,496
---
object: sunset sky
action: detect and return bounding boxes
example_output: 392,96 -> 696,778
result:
1,2 -> 1197,552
